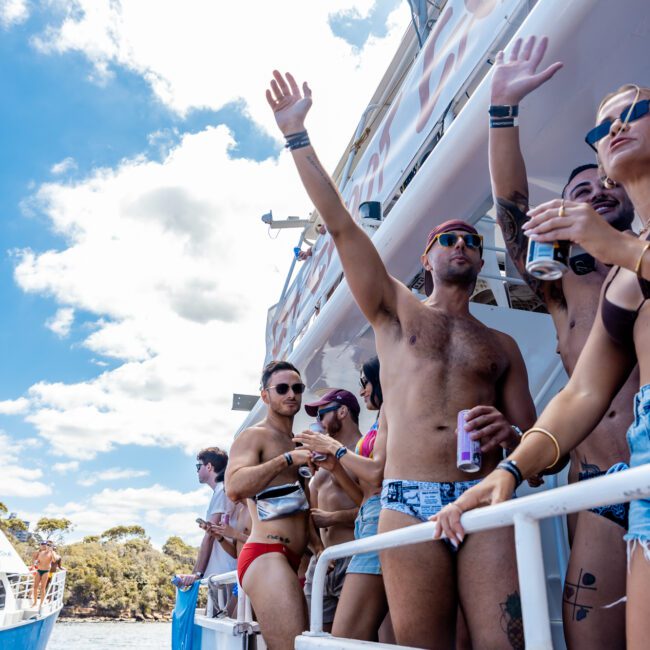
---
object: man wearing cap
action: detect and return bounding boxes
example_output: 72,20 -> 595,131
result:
302,389 -> 363,632
266,71 -> 536,649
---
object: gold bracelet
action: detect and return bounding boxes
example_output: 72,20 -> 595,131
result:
520,427 -> 561,469
634,241 -> 650,277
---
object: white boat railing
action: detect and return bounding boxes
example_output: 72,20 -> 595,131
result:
303,465 -> 650,650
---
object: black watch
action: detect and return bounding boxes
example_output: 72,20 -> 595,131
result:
488,104 -> 519,118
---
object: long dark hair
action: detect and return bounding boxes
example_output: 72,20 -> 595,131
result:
362,356 -> 383,410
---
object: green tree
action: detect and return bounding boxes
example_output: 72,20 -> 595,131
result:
162,536 -> 196,565
35,517 -> 73,544
100,525 -> 147,542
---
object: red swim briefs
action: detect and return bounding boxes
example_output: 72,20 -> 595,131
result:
237,542 -> 302,585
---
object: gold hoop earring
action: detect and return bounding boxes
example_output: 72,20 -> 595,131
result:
602,176 -> 617,190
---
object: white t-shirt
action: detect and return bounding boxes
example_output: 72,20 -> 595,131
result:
204,482 -> 237,578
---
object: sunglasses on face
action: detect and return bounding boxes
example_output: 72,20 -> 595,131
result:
359,376 -> 368,389
317,405 -> 340,421
585,99 -> 650,152
196,463 -> 203,471
266,382 -> 306,395
425,232 -> 483,255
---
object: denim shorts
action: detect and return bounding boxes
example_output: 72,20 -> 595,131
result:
623,384 -> 650,561
347,494 -> 382,575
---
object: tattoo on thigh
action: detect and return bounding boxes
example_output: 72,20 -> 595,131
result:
563,568 -> 597,621
266,534 -> 290,544
500,591 -> 524,650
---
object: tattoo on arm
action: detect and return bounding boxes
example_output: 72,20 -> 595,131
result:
266,534 -> 291,544
305,154 -> 342,200
499,591 -> 524,650
495,196 -> 565,309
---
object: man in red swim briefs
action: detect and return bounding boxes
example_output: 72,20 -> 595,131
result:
226,360 -> 321,650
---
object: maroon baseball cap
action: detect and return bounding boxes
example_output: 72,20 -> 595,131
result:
305,389 -> 361,418
422,220 -> 482,296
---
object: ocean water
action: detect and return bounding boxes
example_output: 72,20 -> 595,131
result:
49,621 -> 171,649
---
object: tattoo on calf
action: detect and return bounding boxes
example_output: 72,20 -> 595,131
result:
266,534 -> 290,544
500,591 -> 524,650
563,568 -> 597,621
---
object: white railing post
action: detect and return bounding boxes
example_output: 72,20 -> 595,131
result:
513,514 -> 553,650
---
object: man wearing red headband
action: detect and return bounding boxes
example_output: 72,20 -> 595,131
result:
266,71 -> 536,649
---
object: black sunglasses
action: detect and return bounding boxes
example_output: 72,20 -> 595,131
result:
196,463 -> 203,471
359,376 -> 368,389
585,99 -> 650,152
267,382 -> 306,395
425,232 -> 483,254
317,405 -> 340,421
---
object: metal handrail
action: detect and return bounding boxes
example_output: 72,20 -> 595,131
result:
307,465 -> 650,650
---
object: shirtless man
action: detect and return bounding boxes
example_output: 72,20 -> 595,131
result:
31,541 -> 54,608
226,360 -> 320,650
488,36 -> 636,648
302,389 -> 362,631
266,71 -> 536,649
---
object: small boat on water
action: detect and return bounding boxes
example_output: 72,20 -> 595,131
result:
0,530 -> 66,650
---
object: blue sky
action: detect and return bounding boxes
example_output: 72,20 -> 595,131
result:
0,0 -> 407,547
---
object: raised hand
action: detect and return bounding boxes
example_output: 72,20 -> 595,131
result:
265,70 -> 312,136
491,35 -> 563,105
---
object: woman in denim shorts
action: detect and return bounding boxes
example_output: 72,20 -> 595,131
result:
435,83 -> 650,648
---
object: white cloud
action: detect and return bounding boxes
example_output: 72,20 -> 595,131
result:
0,397 -> 29,415
46,307 -> 75,337
0,433 -> 52,498
17,484 -> 212,545
77,466 -> 149,486
52,460 -> 80,473
51,157 -> 78,175
7,2 -> 409,462
0,0 -> 29,28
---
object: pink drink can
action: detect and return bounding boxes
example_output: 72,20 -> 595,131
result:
456,409 -> 481,472
221,513 -> 230,526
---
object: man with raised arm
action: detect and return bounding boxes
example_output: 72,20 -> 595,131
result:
488,36 -> 637,648
226,361 -> 320,650
266,71 -> 536,649
302,389 -> 362,632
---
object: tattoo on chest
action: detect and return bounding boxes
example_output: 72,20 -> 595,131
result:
563,568 -> 597,622
499,591 -> 524,650
266,534 -> 290,544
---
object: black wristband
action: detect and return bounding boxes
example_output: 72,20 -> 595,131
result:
284,130 -> 310,151
335,446 -> 348,460
284,452 -> 293,466
490,117 -> 518,128
489,104 -> 519,118
496,460 -> 523,489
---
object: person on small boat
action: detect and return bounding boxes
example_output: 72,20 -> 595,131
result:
295,357 -> 394,643
266,72 -> 537,649
302,389 -> 362,632
226,360 -> 321,650
31,540 -> 54,608
488,35 -> 637,648
434,82 -> 650,650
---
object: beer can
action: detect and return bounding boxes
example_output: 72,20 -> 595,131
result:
456,409 -> 481,473
525,238 -> 569,280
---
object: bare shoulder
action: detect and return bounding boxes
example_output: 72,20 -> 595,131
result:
230,425 -> 265,452
490,328 -> 523,361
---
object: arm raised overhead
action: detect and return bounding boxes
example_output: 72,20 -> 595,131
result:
265,70 -> 403,325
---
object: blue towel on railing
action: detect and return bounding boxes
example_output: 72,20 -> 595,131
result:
171,582 -> 200,650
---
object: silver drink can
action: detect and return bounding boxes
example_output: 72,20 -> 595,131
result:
456,409 -> 481,472
525,238 -> 569,280
309,421 -> 328,462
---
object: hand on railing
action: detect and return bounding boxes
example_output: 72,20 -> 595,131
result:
430,470 -> 516,546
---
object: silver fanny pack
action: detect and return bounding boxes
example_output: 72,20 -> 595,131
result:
254,482 -> 309,521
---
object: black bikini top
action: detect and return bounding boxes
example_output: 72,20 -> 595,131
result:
601,243 -> 650,347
